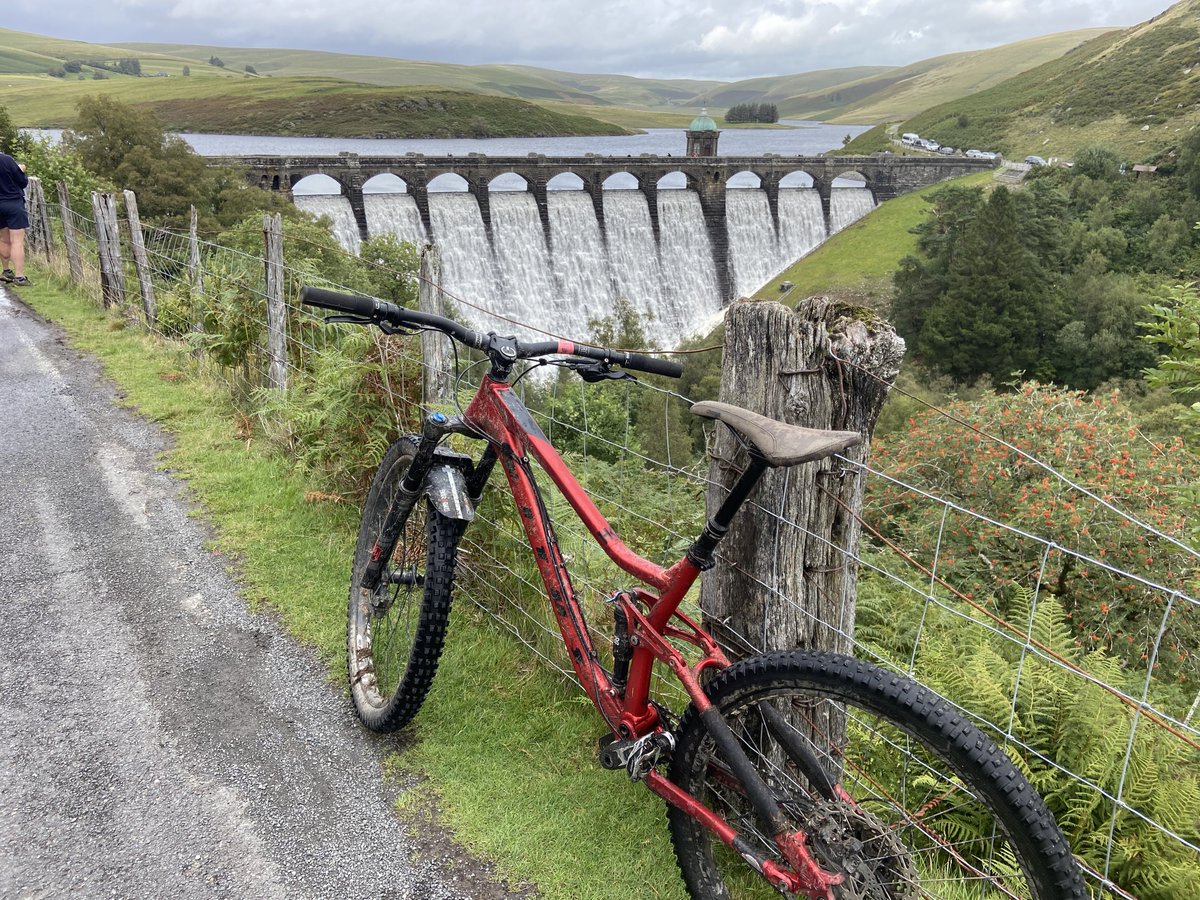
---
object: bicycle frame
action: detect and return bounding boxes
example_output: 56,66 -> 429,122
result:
457,371 -> 841,896
463,371 -> 723,731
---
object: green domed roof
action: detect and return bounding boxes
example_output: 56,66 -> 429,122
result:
689,109 -> 718,132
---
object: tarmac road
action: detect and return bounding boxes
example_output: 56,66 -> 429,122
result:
0,288 -> 510,900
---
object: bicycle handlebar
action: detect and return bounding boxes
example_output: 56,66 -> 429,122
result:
299,286 -> 683,379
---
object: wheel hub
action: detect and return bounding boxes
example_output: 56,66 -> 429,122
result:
806,800 -> 919,900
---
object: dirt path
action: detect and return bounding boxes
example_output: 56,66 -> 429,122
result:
0,289 -> 522,900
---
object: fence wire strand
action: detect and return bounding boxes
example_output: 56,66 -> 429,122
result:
33,185 -> 1200,896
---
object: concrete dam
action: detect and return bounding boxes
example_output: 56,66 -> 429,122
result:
213,153 -> 994,345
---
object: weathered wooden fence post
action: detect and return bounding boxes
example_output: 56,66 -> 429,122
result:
90,192 -> 125,309
262,213 -> 289,390
56,181 -> 84,284
122,190 -> 156,327
418,242 -> 452,406
699,298 -> 904,658
188,205 -> 204,333
24,177 -> 53,261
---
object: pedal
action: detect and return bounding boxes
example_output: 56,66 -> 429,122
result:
597,731 -> 675,780
598,733 -> 626,771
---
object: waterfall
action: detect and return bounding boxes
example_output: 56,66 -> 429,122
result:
365,194 -> 425,246
427,192 -> 499,321
726,189 -> 783,299
489,192 -> 561,331
657,191 -> 721,341
293,195 -> 361,254
830,188 -> 876,234
603,191 -> 667,335
300,183 -> 879,346
777,189 -> 827,263
548,192 -> 615,334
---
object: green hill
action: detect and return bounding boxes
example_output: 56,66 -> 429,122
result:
0,72 -> 628,138
845,0 -> 1200,159
795,29 -> 1115,122
690,67 -> 894,110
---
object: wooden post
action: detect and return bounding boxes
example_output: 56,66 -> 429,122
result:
123,190 -> 156,327
188,205 -> 204,332
418,243 -> 452,406
699,298 -> 905,658
262,213 -> 289,390
25,177 -> 53,261
57,181 -> 84,284
90,192 -> 126,309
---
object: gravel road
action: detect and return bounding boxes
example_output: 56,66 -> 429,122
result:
0,288 -> 520,900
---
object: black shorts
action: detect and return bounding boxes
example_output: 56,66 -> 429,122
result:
0,199 -> 29,230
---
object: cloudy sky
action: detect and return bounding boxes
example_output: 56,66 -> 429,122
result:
12,0 -> 1177,81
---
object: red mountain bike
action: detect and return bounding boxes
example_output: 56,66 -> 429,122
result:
302,287 -> 1086,900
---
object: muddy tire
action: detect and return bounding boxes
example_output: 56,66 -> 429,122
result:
347,438 -> 462,732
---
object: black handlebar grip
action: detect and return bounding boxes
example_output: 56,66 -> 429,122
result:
624,352 -> 684,379
299,286 -> 377,318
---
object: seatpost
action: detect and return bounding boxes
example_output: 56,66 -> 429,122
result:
685,452 -> 770,571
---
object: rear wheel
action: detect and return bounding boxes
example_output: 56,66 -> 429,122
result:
348,437 -> 462,732
667,651 -> 1087,900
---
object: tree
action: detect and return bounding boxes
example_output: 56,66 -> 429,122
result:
244,64 -> 257,75
1072,144 -> 1121,180
116,58 -> 142,77
182,65 -> 190,76
209,56 -> 225,68
63,96 -> 164,177
1142,277 -> 1200,440
0,106 -> 18,155
62,96 -> 278,228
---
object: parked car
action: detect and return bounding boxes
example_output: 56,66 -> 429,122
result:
1024,155 -> 1048,166
938,146 -> 956,155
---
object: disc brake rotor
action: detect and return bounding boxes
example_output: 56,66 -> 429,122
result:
805,799 -> 919,900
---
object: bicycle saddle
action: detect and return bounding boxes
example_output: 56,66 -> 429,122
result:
690,401 -> 861,467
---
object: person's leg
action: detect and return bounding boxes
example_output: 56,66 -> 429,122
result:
8,228 -> 25,278
0,227 -> 11,277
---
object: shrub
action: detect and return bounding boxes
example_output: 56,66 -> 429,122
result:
868,383 -> 1200,685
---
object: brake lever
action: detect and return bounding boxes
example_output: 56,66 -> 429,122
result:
566,360 -> 637,384
323,314 -> 373,325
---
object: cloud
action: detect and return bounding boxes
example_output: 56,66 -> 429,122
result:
10,0 -> 1178,81
698,11 -> 820,55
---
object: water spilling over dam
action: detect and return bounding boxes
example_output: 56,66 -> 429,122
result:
294,185 -> 874,346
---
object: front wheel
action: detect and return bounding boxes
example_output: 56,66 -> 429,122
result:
667,651 -> 1087,900
348,437 -> 463,732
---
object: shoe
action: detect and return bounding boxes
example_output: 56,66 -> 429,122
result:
0,269 -> 13,283
10,276 -> 31,287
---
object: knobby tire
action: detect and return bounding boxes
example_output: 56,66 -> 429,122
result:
347,437 -> 463,733
667,651 -> 1087,900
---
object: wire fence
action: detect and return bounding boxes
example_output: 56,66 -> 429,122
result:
30,182 -> 1200,897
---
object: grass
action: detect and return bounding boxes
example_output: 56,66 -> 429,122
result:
810,29 -> 1114,124
0,73 -> 628,137
17,267 -> 687,900
844,1 -> 1200,160
755,171 -> 995,306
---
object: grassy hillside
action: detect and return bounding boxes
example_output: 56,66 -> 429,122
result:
845,0 -> 1200,159
0,73 -> 627,137
691,67 -> 894,110
810,29 -> 1114,122
0,27 -> 238,79
755,171 -> 996,306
